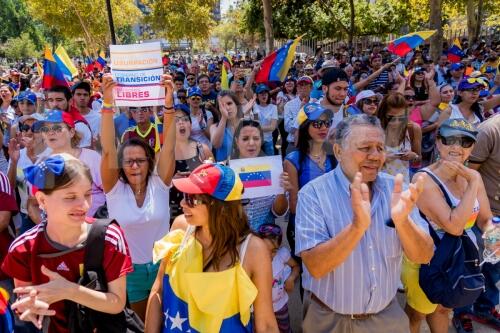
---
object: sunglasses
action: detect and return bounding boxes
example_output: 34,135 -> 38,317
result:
183,193 -> 205,207
175,116 -> 190,123
190,97 -> 201,101
311,119 -> 332,129
463,87 -> 482,93
39,124 -> 64,133
178,95 -> 187,99
465,77 -> 487,86
122,158 -> 148,167
363,98 -> 379,106
187,77 -> 196,81
439,136 -> 475,148
404,95 -> 416,101
19,123 -> 38,132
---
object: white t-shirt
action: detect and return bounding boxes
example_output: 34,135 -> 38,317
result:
78,148 -> 105,217
83,108 -> 101,140
450,104 -> 481,126
253,104 -> 278,142
106,174 -> 170,264
75,122 -> 93,148
272,247 -> 292,311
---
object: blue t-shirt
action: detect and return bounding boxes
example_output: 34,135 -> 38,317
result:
285,151 -> 336,189
214,127 -> 234,162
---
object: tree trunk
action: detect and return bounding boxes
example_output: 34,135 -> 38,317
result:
348,0 -> 355,49
262,0 -> 274,55
466,0 -> 478,44
429,0 -> 443,62
475,0 -> 484,41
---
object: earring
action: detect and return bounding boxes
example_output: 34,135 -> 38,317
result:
39,206 -> 47,221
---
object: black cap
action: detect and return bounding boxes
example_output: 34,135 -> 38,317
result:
321,68 -> 349,86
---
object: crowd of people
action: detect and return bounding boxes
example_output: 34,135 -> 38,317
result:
0,37 -> 499,333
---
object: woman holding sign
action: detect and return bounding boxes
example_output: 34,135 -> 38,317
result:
100,74 -> 176,320
230,119 -> 290,231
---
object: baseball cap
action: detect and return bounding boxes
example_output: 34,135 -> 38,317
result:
188,87 -> 202,98
321,68 -> 349,86
438,119 -> 477,141
318,60 -> 338,75
37,110 -> 75,128
450,63 -> 465,71
172,163 -> 243,201
296,102 -> 333,126
457,77 -> 487,91
413,67 -> 425,74
18,113 -> 44,123
255,83 -> 270,94
355,90 -> 381,104
297,76 -> 313,85
17,91 -> 37,105
174,104 -> 190,116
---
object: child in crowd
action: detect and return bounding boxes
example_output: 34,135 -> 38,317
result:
257,223 -> 300,333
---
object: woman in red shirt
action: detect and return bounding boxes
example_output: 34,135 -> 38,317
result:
1,154 -> 132,332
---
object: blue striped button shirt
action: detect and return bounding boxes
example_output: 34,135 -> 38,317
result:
295,165 -> 428,315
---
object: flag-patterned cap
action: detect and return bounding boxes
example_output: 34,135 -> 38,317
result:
296,102 -> 333,126
172,163 -> 243,201
37,110 -> 75,128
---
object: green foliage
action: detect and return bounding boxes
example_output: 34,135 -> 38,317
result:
146,0 -> 217,42
1,33 -> 39,60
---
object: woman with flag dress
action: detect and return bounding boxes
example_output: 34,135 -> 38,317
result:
145,163 -> 279,333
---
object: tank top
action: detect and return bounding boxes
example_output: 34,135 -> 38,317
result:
214,127 -> 234,162
421,168 -> 480,243
154,228 -> 256,333
381,131 -> 412,183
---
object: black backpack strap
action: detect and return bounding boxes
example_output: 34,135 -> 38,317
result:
419,169 -> 455,245
84,219 -> 114,272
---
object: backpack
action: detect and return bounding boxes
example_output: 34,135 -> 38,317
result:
418,170 -> 485,308
67,219 -> 144,333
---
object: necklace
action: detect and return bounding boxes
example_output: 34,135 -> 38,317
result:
309,151 -> 325,164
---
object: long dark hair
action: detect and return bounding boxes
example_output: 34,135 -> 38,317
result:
230,119 -> 264,159
117,138 -> 155,184
297,121 -> 316,166
201,194 -> 250,271
377,92 -> 409,145
452,95 -> 484,122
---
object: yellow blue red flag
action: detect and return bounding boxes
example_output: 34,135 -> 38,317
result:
54,46 -> 78,80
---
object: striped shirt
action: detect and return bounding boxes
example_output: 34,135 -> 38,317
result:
0,171 -> 12,195
366,69 -> 390,91
295,165 -> 427,314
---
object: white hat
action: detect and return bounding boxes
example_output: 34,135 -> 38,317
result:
18,113 -> 45,123
355,90 -> 381,104
318,60 -> 339,75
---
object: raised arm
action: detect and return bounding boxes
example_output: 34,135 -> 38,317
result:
419,68 -> 441,118
100,75 -> 120,193
210,95 -> 229,149
156,75 -> 176,186
354,59 -> 398,91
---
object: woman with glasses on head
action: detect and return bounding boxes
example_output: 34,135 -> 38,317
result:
230,119 -> 290,231
402,119 -> 493,333
6,114 -> 49,233
377,92 -> 421,183
145,163 -> 279,333
100,74 -> 176,320
169,104 -> 213,224
187,87 -> 213,147
284,103 -> 337,259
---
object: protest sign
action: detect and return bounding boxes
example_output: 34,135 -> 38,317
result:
110,42 -> 164,107
229,155 -> 283,199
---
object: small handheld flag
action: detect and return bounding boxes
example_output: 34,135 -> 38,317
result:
447,38 -> 465,64
255,35 -> 304,83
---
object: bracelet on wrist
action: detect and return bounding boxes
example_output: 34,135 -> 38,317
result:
165,106 -> 174,110
102,102 -> 113,108
100,107 -> 115,114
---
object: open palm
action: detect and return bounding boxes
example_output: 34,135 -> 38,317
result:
391,174 -> 423,224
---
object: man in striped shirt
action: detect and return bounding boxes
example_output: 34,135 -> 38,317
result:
296,114 -> 433,333
366,54 -> 392,92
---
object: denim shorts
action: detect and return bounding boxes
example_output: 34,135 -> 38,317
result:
126,262 -> 160,303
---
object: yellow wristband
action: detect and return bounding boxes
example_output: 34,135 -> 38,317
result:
102,102 -> 113,108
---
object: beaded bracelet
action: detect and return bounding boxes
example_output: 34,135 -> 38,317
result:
100,107 -> 115,114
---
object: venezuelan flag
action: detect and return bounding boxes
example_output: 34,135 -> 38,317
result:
388,30 -> 436,57
153,229 -> 256,333
54,46 -> 78,80
447,38 -> 465,63
239,164 -> 272,188
255,35 -> 304,83
96,50 -> 107,69
221,54 -> 232,89
42,47 -> 68,89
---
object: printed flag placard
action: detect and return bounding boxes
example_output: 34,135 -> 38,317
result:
110,42 -> 165,107
229,155 -> 283,199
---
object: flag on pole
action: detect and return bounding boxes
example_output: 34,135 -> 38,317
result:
54,46 -> 79,80
387,30 -> 437,57
42,46 -> 69,89
96,50 -> 107,69
35,61 -> 43,77
221,54 -> 232,90
447,38 -> 465,63
255,35 -> 304,83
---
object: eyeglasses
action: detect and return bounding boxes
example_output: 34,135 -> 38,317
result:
363,98 -> 379,106
178,95 -> 187,100
183,193 -> 205,207
463,87 -> 482,93
404,95 -> 416,101
311,119 -> 332,129
39,124 -> 64,133
190,97 -> 201,101
131,108 -> 149,113
187,77 -> 195,81
439,136 -> 475,148
122,158 -> 148,167
175,116 -> 190,123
